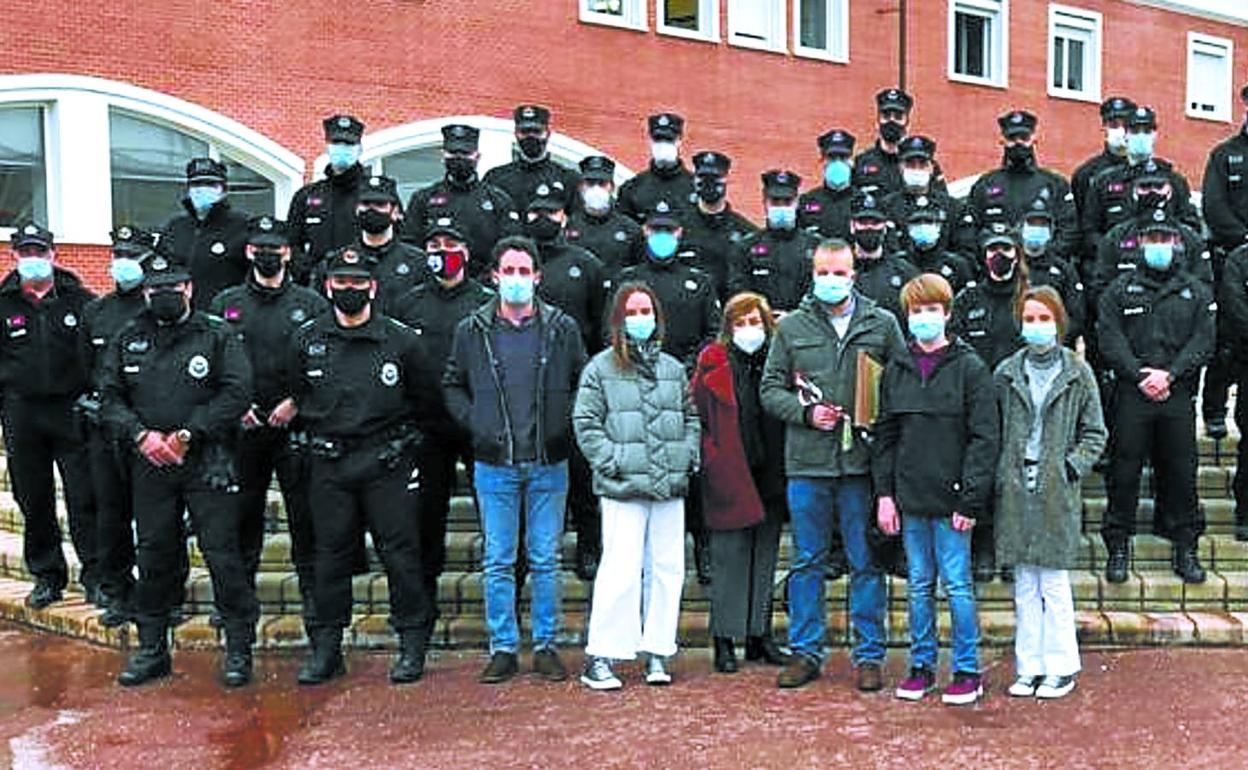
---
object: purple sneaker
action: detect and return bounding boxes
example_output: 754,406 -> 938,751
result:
941,671 -> 984,706
894,667 -> 936,701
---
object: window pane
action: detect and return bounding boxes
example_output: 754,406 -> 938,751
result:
732,0 -> 768,40
587,0 -> 623,16
665,0 -> 700,31
221,156 -> 275,217
381,146 -> 445,208
109,109 -> 208,230
955,12 -> 987,78
1052,38 -> 1065,89
0,106 -> 46,228
1066,39 -> 1084,91
1191,47 -> 1226,112
800,0 -> 828,49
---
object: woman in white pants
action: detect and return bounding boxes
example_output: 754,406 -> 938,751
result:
573,282 -> 700,690
993,286 -> 1107,699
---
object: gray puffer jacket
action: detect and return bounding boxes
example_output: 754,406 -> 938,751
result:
573,341 -> 700,501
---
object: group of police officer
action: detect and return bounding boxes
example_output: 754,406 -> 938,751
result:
7,83 -> 1248,687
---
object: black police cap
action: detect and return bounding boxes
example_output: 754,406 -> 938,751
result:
442,124 -> 480,153
1023,196 -> 1054,222
850,192 -> 886,221
647,112 -> 685,140
692,151 -> 731,177
761,170 -> 801,198
528,181 -> 568,212
1132,160 -> 1169,187
323,247 -> 373,279
1100,96 -> 1137,122
907,199 -> 943,223
979,222 -> 1016,249
646,199 -> 681,228
875,88 -> 913,113
10,221 -> 53,250
186,157 -> 227,183
246,215 -> 290,247
323,114 -> 365,143
357,175 -> 400,204
111,225 -> 155,258
514,104 -> 551,130
998,110 -> 1038,139
144,254 -> 192,287
898,135 -> 936,161
424,213 -> 468,244
817,129 -> 855,157
1126,106 -> 1157,130
579,155 -> 616,182
1139,207 -> 1180,236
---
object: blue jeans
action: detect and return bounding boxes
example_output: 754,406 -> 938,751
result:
475,461 -> 568,654
786,476 -> 885,665
903,515 -> 980,674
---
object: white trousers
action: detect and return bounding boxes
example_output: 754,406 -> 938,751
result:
585,497 -> 685,660
1013,564 -> 1081,678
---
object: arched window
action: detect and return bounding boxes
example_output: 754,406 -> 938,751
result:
0,74 -> 304,244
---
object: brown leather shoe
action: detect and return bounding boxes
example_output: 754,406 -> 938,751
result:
777,655 -> 820,689
856,663 -> 883,692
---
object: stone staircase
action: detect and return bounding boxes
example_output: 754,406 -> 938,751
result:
0,436 -> 1244,652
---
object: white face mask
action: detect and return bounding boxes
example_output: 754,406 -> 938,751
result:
581,185 -> 611,213
1106,126 -> 1127,152
733,325 -> 766,354
902,167 -> 931,190
651,141 -> 679,166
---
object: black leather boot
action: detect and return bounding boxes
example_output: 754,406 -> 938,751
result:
221,632 -> 254,688
118,625 -> 171,687
298,629 -> 345,685
1105,541 -> 1129,584
745,635 -> 786,665
713,637 -> 738,673
1173,542 -> 1207,584
390,632 -> 426,684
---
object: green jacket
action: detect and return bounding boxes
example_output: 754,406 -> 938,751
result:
761,292 -> 907,479
573,343 -> 700,501
993,347 -> 1108,569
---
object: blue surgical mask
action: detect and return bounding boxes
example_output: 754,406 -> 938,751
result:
1142,241 -> 1174,271
823,159 -> 851,190
187,185 -> 222,213
1021,320 -> 1058,348
646,231 -> 679,261
908,223 -> 940,249
767,205 -> 797,230
624,314 -> 656,341
1126,132 -> 1155,162
1021,224 -> 1052,252
327,143 -> 361,171
813,274 -> 853,305
17,256 -> 53,283
908,309 -> 946,343
498,274 -> 535,305
110,258 -> 144,291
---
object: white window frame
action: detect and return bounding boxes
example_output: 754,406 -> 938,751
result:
1186,31 -> 1234,123
578,0 -> 648,31
792,0 -> 849,62
728,0 -> 786,53
0,74 -> 304,246
656,0 -> 720,43
948,0 -> 1010,89
1047,4 -> 1102,103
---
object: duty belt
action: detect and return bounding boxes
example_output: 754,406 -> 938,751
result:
307,422 -> 420,463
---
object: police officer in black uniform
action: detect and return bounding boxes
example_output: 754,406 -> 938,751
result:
853,88 -> 947,198
1199,85 -> 1248,440
524,182 -> 608,351
1,223 -> 98,610
102,255 -> 258,687
897,203 -> 974,295
159,158 -> 250,310
951,226 -> 1026,582
1071,97 -> 1137,234
1097,212 -> 1214,585
617,113 -> 695,223
681,151 -> 758,301
483,104 -> 581,214
338,175 -> 424,312
729,170 -> 817,313
965,110 -> 1079,262
404,124 -> 519,281
394,215 -> 494,600
847,193 -> 918,322
290,249 -> 437,685
798,129 -> 855,240
565,155 -> 641,279
1218,235 -> 1248,540
287,115 -> 369,285
210,217 -> 329,636
1018,196 -> 1085,345
881,135 -> 976,260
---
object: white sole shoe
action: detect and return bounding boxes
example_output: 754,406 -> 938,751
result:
1035,676 -> 1076,699
1008,677 -> 1041,697
580,673 -> 622,691
941,685 -> 983,706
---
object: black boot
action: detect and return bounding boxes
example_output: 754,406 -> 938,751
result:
118,626 -> 171,687
298,629 -> 345,685
1173,542 -> 1207,584
1236,511 -> 1248,543
695,533 -> 712,586
1105,541 -> 1129,584
390,632 -> 426,684
222,648 -> 253,688
745,635 -> 786,665
972,545 -> 996,583
824,548 -> 848,581
713,637 -> 738,673
99,592 -> 134,628
575,543 -> 600,582
1206,415 -> 1229,440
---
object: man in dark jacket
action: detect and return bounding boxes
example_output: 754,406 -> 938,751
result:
1018,197 -> 1085,345
798,129 -> 855,240
617,113 -> 695,223
761,239 -> 907,691
443,236 -> 586,685
1218,240 -> 1248,540
848,192 -> 918,323
159,158 -> 250,310
286,115 -> 369,285
679,151 -> 758,301
334,175 -> 424,312
483,104 -> 581,214
729,170 -> 817,313
881,135 -> 976,260
565,155 -> 641,279
853,88 -> 947,198
896,204 -> 974,295
1071,97 -> 1136,235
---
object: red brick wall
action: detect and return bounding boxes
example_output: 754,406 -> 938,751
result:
3,0 -> 1246,258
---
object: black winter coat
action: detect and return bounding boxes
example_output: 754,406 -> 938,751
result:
0,268 -> 95,399
159,199 -> 250,310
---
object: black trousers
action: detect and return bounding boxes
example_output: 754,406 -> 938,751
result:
568,446 -> 599,556
2,395 -> 97,590
87,428 -> 135,600
415,429 -> 474,597
1234,372 -> 1248,526
130,456 -> 258,644
309,449 -> 431,634
1202,316 -> 1235,421
235,426 -> 315,593
1103,384 -> 1204,547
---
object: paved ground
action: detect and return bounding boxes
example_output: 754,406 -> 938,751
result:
1,624 -> 1246,769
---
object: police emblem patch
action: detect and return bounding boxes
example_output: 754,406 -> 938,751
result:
396,263 -> 411,276
211,242 -> 226,255
614,231 -> 628,242
290,308 -> 306,323
187,354 -> 210,379
62,313 -> 77,328
890,275 -> 902,287
308,342 -> 327,356
481,199 -> 494,211
380,362 -> 400,387
569,265 -> 582,279
684,280 -> 699,291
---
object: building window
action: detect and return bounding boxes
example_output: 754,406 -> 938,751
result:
793,0 -> 848,62
657,0 -> 719,42
1187,32 -> 1234,123
0,105 -> 47,229
949,0 -> 1008,88
373,146 -> 445,208
1048,5 -> 1101,102
579,0 -> 647,31
728,0 -> 785,52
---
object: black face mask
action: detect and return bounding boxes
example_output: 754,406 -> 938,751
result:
695,176 -> 726,205
1136,192 -> 1169,211
357,208 -> 392,235
446,157 -> 475,181
148,290 -> 187,323
879,121 -> 905,144
853,228 -> 885,253
525,215 -> 562,243
252,249 -> 284,278
1004,144 -> 1035,169
987,253 -> 1017,281
518,136 -> 546,159
331,287 -> 370,316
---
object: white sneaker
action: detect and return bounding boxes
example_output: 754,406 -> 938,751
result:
1008,675 -> 1042,698
1035,674 -> 1077,699
644,655 -> 672,686
580,657 -> 622,691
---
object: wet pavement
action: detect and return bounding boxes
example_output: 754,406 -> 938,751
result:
0,623 -> 1246,769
